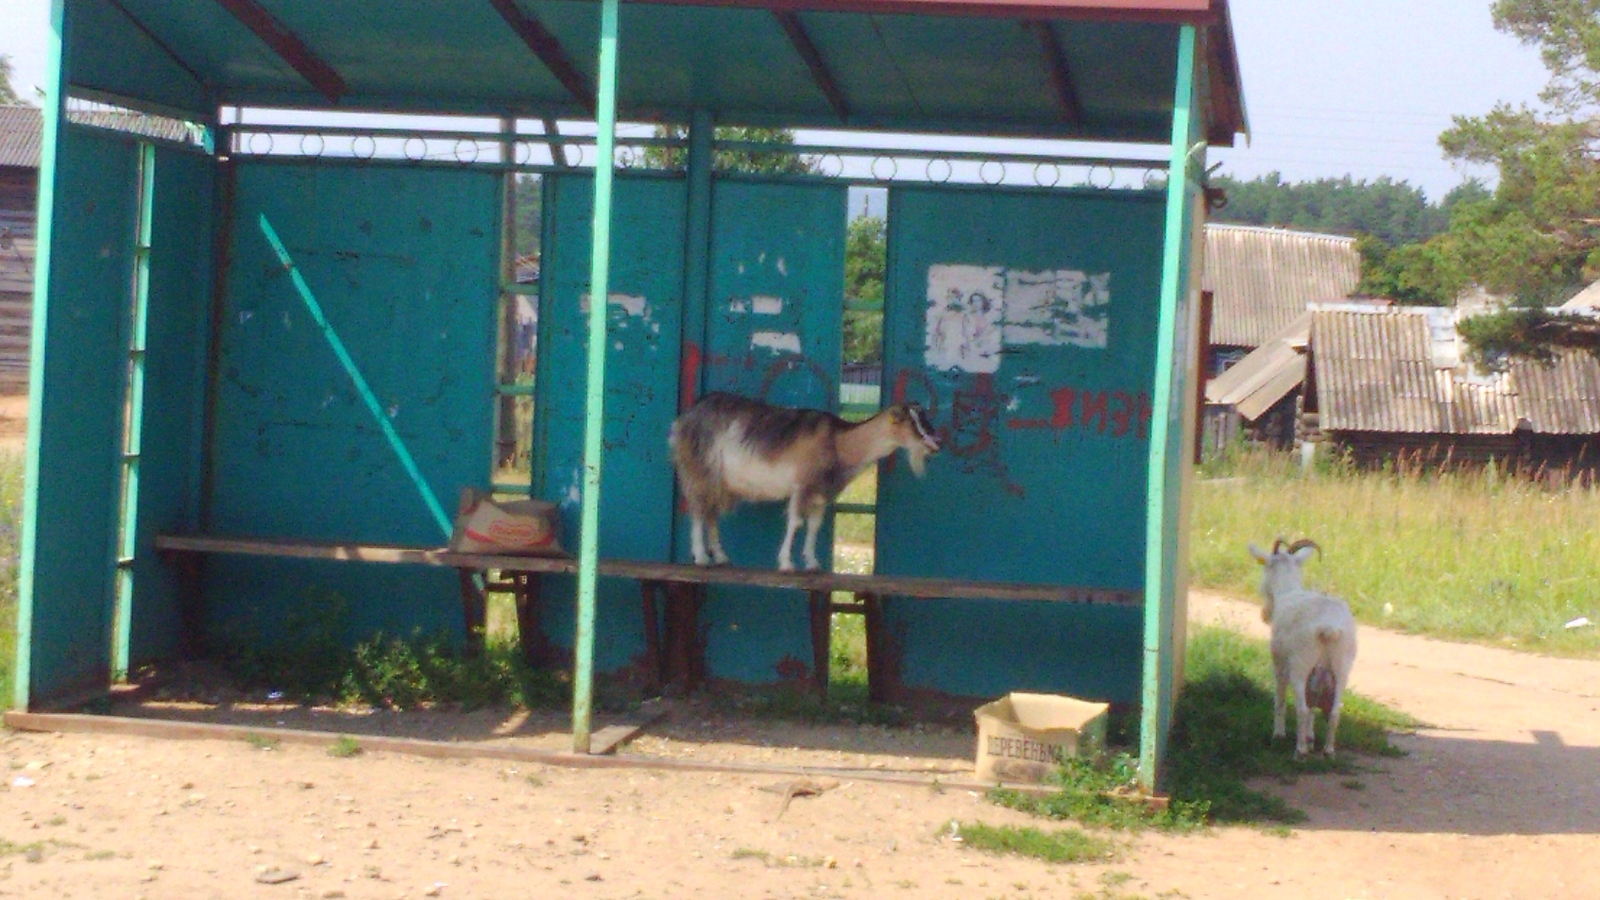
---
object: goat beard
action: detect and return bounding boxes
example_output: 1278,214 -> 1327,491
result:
903,443 -> 929,476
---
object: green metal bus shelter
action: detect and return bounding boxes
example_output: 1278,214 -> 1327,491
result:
13,0 -> 1245,788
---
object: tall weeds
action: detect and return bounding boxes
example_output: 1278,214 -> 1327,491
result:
1193,446 -> 1600,656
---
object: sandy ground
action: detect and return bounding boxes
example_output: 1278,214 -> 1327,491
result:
3,591 -> 1598,899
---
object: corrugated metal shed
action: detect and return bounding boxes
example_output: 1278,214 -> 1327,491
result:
1561,279 -> 1600,310
1205,310 -> 1307,420
0,106 -> 42,170
1203,223 -> 1360,349
1313,307 -> 1600,436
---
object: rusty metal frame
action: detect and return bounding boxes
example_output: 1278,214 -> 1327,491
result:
773,11 -> 851,123
209,0 -> 346,103
1024,20 -> 1083,125
488,0 -> 598,116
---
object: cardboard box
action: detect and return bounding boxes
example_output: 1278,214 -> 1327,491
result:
973,692 -> 1109,783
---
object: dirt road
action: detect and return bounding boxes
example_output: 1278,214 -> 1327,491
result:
2,590 -> 1597,899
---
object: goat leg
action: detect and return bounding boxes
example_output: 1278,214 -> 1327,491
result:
776,492 -> 803,572
689,514 -> 711,566
801,499 -> 825,572
707,519 -> 730,566
1292,682 -> 1313,758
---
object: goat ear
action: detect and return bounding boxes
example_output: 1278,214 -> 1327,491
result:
1247,542 -> 1269,564
889,406 -> 908,423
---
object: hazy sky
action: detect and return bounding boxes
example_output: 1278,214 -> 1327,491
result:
0,0 -> 1555,201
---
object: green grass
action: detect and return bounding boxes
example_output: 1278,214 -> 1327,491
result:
1194,446 -> 1600,657
213,598 -> 568,711
327,735 -> 363,758
993,626 -> 1420,828
243,732 -> 280,751
956,823 -> 1115,864
0,450 -> 22,712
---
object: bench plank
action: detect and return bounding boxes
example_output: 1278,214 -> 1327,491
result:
153,534 -> 1140,606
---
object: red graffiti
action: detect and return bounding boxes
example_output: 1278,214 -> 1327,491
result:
678,342 -> 702,413
1009,385 -> 1152,440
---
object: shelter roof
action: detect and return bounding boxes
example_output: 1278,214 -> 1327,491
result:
1202,223 -> 1360,349
68,0 -> 1246,145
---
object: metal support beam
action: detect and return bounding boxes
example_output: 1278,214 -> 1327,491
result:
773,11 -> 850,123
106,0 -> 207,90
489,0 -> 597,116
16,0 -> 72,711
1024,21 -> 1083,125
572,0 -> 622,755
542,118 -> 573,168
210,0 -> 346,103
1140,23 -> 1197,794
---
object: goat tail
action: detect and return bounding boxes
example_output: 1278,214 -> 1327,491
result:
1314,624 -> 1345,646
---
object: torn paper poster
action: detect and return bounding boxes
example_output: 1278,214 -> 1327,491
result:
924,264 -> 1111,373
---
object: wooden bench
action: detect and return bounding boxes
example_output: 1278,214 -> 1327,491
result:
153,534 -> 1141,699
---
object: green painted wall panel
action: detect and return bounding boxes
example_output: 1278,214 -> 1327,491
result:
878,185 -> 1166,704
128,146 -> 215,665
534,174 -> 686,675
206,161 -> 500,645
23,127 -> 139,703
697,178 -> 845,685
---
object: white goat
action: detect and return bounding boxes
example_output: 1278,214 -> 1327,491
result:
669,392 -> 941,571
1247,538 -> 1359,757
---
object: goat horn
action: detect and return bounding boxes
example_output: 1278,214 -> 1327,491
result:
1286,538 -> 1321,558
1272,537 -> 1286,555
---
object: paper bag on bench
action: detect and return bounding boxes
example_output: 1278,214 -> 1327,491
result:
449,488 -> 568,557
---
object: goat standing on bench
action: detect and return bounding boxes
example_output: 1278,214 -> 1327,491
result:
669,392 -> 941,571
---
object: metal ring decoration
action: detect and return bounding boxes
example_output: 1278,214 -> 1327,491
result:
1142,167 -> 1168,190
820,153 -> 844,178
514,140 -> 532,166
247,131 -> 273,155
352,135 -> 377,160
1089,164 -> 1115,190
299,133 -> 325,158
1033,162 -> 1061,188
979,160 -> 1005,186
453,139 -> 480,164
403,137 -> 427,161
618,146 -> 637,169
926,157 -> 953,184
870,155 -> 898,182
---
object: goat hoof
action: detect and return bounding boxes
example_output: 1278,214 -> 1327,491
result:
778,562 -> 795,573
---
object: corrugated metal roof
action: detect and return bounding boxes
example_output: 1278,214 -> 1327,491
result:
1205,311 -> 1309,420
1561,280 -> 1600,309
0,106 -> 41,170
1312,307 -> 1600,436
1203,224 -> 1360,349
1510,351 -> 1600,434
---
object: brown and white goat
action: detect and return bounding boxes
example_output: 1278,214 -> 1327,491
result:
669,392 -> 941,571
1248,537 -> 1359,757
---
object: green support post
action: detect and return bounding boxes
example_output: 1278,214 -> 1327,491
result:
572,0 -> 621,754
113,142 -> 157,679
14,0 -> 70,711
1140,23 -> 1197,792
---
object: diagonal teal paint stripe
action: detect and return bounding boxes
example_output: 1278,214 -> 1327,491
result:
257,214 -> 453,539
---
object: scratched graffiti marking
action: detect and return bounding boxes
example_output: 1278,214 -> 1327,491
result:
924,265 -> 1112,373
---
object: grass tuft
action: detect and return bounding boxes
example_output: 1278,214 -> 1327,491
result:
327,735 -> 363,758
212,599 -> 568,711
956,823 -> 1115,864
